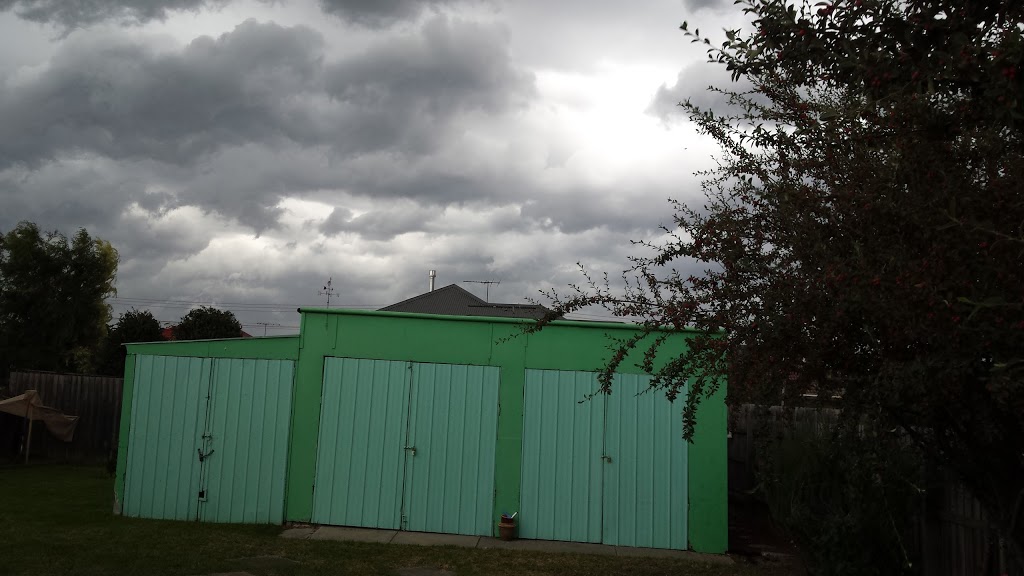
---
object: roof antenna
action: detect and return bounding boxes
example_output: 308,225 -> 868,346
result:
462,279 -> 500,302
319,277 -> 335,308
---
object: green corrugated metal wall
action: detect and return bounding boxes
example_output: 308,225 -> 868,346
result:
123,355 -> 210,520
199,358 -> 294,523
123,355 -> 294,523
519,369 -> 688,550
519,369 -> 604,542
313,358 -> 499,536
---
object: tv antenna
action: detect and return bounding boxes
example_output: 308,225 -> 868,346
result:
319,277 -> 335,307
462,280 -> 500,302
255,322 -> 281,336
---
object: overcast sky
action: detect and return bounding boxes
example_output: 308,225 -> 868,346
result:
0,0 -> 748,334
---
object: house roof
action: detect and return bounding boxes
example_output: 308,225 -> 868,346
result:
380,284 -> 553,320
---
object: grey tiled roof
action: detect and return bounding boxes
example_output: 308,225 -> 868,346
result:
380,284 -> 552,320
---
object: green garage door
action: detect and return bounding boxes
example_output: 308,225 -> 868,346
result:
123,355 -> 295,523
198,358 -> 295,523
520,369 -> 688,550
123,356 -> 211,520
313,358 -> 500,536
403,362 -> 500,535
519,370 -> 604,543
312,359 -> 410,529
602,374 -> 688,549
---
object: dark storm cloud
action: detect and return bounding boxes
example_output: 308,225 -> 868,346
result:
648,59 -> 752,120
520,187 -> 674,235
0,16 -> 531,169
318,0 -> 460,27
0,19 -> 326,170
0,160 -> 212,264
319,207 -> 354,236
0,15 -> 534,231
324,17 -> 534,156
681,0 -> 736,12
0,158 -> 142,233
0,0 -> 219,29
320,203 -> 441,240
0,0 -> 459,29
335,160 -> 511,205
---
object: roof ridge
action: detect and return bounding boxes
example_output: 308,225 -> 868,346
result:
380,283 -> 485,311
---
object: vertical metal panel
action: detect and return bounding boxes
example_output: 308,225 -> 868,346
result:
122,355 -> 210,520
519,369 -> 604,543
312,358 -> 409,529
603,373 -> 688,549
403,363 -> 500,536
199,358 -> 294,523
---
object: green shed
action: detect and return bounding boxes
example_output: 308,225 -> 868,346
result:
114,309 -> 727,553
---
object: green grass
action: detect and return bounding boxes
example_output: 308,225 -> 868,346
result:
0,466 -> 795,576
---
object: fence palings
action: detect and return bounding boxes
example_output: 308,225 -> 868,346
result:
727,403 -> 1021,576
4,371 -> 123,463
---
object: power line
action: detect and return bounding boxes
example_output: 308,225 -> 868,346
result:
150,319 -> 300,329
255,321 -> 283,336
109,296 -> 383,311
108,295 -> 626,320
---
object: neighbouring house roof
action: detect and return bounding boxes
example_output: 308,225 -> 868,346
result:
380,284 -> 553,320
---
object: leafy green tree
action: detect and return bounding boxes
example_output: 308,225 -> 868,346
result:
540,0 -> 1023,563
97,309 -> 164,377
0,222 -> 118,374
173,306 -> 243,341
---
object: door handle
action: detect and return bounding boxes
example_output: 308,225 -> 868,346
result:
403,446 -> 417,456
601,455 -> 612,463
198,448 -> 215,462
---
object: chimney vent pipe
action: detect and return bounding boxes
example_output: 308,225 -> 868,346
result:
429,270 -> 436,291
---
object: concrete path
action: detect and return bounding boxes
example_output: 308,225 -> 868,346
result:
281,526 -> 733,565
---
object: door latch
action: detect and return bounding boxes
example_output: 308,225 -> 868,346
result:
403,446 -> 417,456
198,448 -> 215,462
601,455 -> 613,463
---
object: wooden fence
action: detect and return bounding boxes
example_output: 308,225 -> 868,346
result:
1,371 -> 123,464
729,404 -> 1022,576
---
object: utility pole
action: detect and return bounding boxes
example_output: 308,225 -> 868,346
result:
462,280 -> 500,302
319,277 -> 335,308
255,322 -> 280,336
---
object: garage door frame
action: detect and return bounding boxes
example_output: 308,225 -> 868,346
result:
519,369 -> 689,550
313,357 -> 501,536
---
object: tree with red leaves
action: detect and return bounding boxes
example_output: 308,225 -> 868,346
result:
539,0 -> 1023,560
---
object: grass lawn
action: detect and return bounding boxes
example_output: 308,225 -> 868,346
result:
0,465 -> 796,576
